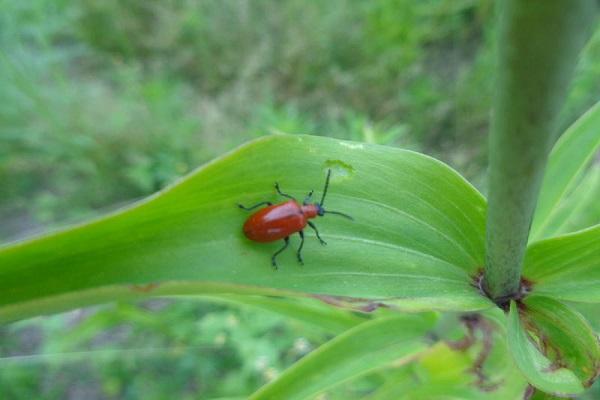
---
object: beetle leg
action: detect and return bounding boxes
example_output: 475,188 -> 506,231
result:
303,190 -> 314,205
275,182 -> 296,200
271,236 -> 290,270
297,230 -> 305,265
238,201 -> 272,211
308,221 -> 327,245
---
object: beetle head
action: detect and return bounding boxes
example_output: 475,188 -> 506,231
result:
317,170 -> 353,220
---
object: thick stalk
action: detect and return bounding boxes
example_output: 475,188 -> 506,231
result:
484,0 -> 597,304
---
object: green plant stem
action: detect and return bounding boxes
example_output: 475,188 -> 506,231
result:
484,0 -> 598,303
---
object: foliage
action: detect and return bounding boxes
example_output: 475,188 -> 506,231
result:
0,135 -> 492,323
0,300 -> 336,399
2,1 -> 600,399
0,0 -> 493,240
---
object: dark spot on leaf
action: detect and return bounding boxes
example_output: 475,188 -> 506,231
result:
311,294 -> 386,313
446,313 -> 503,392
523,385 -> 535,400
130,283 -> 160,293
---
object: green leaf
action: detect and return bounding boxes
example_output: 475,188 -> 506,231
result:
199,295 -> 368,334
529,389 -> 564,400
0,135 -> 492,323
521,296 -> 600,386
366,338 -> 528,400
572,302 -> 600,333
206,398 -> 247,400
537,164 -> 600,238
524,225 -> 600,302
363,366 -> 417,400
506,301 -> 584,396
531,101 -> 600,242
248,313 -> 436,400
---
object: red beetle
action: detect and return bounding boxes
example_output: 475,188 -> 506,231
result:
238,169 -> 353,269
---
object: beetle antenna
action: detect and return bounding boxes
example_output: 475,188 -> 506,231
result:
324,210 -> 354,221
319,169 -> 332,207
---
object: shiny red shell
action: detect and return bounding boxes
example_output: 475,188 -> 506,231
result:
243,200 -> 319,242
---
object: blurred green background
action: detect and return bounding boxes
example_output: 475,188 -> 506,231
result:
1,0 -> 600,398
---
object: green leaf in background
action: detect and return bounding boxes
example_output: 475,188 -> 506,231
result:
0,135 -> 492,323
204,397 -> 247,400
200,295 -> 369,335
506,301 -> 584,396
536,164 -> 600,238
393,342 -> 483,400
521,297 -> 600,387
248,313 -> 436,400
363,366 -> 418,400
524,225 -> 600,302
364,329 -> 529,400
531,101 -> 600,242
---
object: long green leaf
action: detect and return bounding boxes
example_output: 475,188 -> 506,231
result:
507,301 -> 583,396
522,296 -> 600,387
0,135 -> 492,322
249,313 -> 436,400
200,295 -> 368,334
538,165 -> 600,237
531,101 -> 600,241
524,225 -> 600,302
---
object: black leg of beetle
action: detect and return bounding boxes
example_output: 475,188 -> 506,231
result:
238,201 -> 272,211
297,230 -> 305,265
271,236 -> 290,269
275,182 -> 296,200
303,190 -> 314,205
308,221 -> 327,245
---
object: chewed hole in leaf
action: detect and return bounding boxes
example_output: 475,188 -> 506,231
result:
323,159 -> 355,180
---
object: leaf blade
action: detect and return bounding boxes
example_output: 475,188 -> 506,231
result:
507,301 -> 584,396
0,135 -> 491,322
524,225 -> 600,302
531,101 -> 600,241
199,294 -> 368,334
522,296 -> 600,386
249,313 -> 436,400
539,164 -> 600,237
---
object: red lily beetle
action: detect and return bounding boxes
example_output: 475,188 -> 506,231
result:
238,169 -> 353,269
